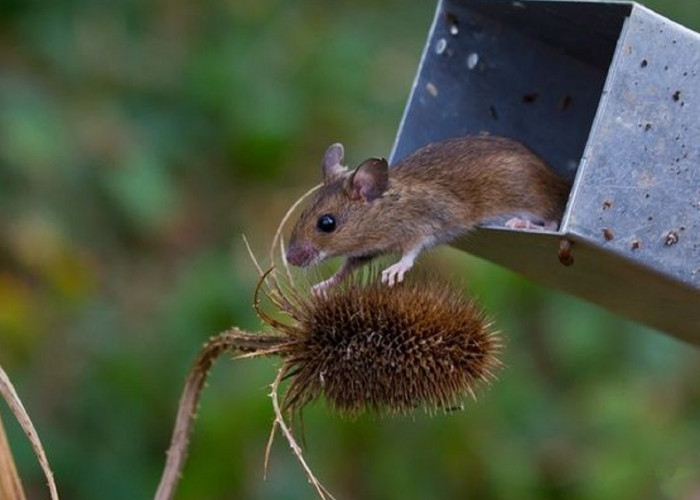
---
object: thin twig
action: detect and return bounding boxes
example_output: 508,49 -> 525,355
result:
243,235 -> 289,313
263,419 -> 278,480
242,234 -> 265,277
270,183 -> 322,288
280,236 -> 293,288
269,367 -> 335,500
0,363 -> 59,500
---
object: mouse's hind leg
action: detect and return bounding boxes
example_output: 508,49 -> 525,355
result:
504,215 -> 559,231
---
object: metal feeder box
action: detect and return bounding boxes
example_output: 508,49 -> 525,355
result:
390,0 -> 700,344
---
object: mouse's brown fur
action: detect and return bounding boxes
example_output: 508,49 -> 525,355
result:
287,135 -> 570,289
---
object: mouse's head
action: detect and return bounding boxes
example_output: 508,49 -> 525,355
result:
286,143 -> 389,267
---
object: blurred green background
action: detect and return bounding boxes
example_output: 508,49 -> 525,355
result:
1,1 -> 699,499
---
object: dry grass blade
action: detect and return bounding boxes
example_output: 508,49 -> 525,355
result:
0,414 -> 27,500
154,328 -> 286,500
0,363 -> 59,500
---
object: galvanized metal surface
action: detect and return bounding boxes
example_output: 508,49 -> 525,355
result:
391,0 -> 700,344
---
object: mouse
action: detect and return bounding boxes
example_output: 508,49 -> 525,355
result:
285,134 -> 570,291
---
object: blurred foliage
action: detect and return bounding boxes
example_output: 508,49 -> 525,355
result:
1,0 -> 699,499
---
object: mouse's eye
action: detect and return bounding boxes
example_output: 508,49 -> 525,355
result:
316,214 -> 336,233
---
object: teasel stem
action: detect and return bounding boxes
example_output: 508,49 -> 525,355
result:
154,329 -> 286,500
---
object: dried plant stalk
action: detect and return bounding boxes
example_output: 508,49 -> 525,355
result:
154,329 -> 286,500
0,363 -> 59,500
0,413 -> 27,500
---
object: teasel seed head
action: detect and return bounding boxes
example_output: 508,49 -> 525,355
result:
266,273 -> 502,416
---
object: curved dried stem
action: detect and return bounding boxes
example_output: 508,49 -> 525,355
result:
245,236 -> 303,318
245,184 -> 321,321
279,237 -> 292,285
270,183 -> 322,286
242,234 -> 265,277
267,276 -> 308,322
0,363 -> 59,500
269,367 -> 335,500
154,329 -> 286,500
243,235 -> 291,316
253,268 -> 298,335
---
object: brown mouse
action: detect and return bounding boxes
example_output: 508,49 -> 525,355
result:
286,135 -> 570,291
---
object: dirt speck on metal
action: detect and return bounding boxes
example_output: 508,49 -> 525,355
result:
664,230 -> 680,246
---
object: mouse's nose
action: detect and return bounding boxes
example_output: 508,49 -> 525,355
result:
286,242 -> 318,267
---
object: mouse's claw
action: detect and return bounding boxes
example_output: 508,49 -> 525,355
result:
381,248 -> 420,287
381,262 -> 409,287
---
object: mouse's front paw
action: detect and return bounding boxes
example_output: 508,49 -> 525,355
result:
381,262 -> 411,287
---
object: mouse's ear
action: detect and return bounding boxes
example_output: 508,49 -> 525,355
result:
348,157 -> 388,202
322,143 -> 347,183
